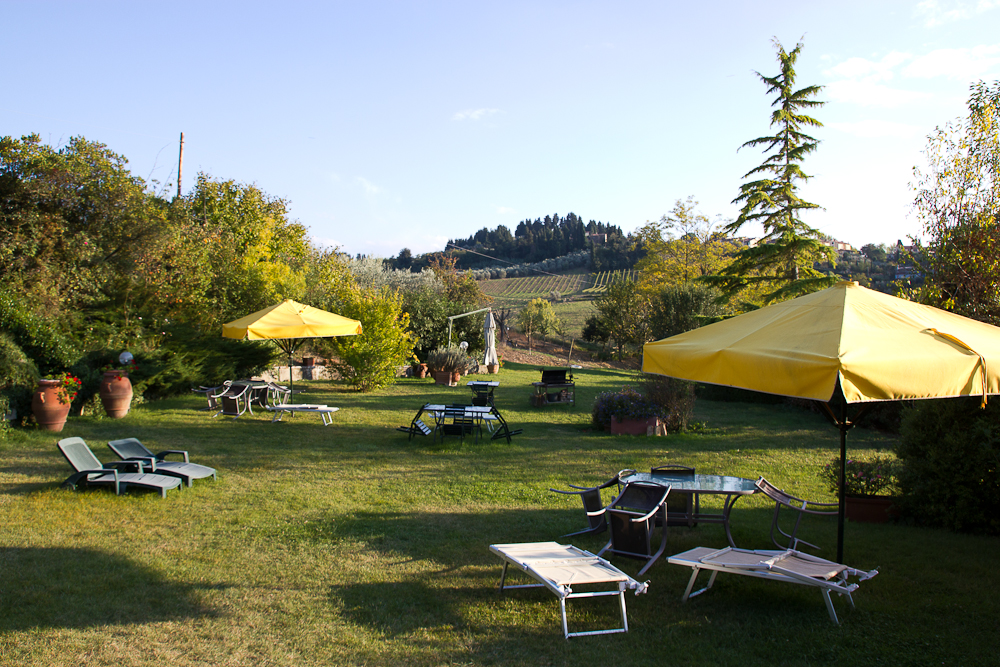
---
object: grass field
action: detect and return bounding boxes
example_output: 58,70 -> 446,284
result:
1,365 -> 996,666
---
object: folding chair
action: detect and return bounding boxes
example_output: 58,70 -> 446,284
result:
549,471 -> 630,538
755,477 -> 839,552
212,383 -> 251,419
598,481 -> 671,575
651,463 -> 699,527
487,407 -> 522,443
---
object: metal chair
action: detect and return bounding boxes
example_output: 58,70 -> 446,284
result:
549,472 -> 627,538
598,481 -> 671,575
651,463 -> 699,527
212,383 -> 251,420
755,477 -> 839,552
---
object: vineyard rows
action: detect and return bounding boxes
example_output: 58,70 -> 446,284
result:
480,270 -> 635,303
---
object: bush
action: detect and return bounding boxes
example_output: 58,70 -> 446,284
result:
591,386 -> 663,431
820,455 -> 899,496
426,347 -> 468,374
895,397 -> 1000,535
640,374 -> 696,433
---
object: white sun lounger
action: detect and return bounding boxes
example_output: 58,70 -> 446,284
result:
265,404 -> 339,426
490,541 -> 649,639
668,546 -> 878,624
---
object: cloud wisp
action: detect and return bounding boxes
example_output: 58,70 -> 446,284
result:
452,108 -> 502,121
915,0 -> 1000,28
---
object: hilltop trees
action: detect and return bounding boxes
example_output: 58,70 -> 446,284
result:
705,38 -> 835,304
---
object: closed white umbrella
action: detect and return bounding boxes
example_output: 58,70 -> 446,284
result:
483,311 -> 499,367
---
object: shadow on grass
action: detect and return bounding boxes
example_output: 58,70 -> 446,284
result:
0,547 -> 218,631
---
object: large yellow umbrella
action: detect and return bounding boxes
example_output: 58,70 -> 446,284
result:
223,299 -> 362,390
642,281 -> 1000,560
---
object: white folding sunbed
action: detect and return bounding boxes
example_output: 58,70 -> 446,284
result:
489,542 -> 649,639
264,404 -> 339,426
668,546 -> 879,624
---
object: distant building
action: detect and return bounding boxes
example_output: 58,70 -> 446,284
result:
588,233 -> 607,245
821,239 -> 856,253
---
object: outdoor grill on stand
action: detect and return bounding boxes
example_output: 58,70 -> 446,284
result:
531,368 -> 575,408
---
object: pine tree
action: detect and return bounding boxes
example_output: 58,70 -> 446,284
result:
705,38 -> 835,304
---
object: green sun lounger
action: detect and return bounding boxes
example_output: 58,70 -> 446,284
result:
58,437 -> 182,498
108,438 -> 217,487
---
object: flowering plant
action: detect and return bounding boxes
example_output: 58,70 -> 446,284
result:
41,372 -> 82,403
591,386 -> 663,431
820,455 -> 899,496
100,359 -> 137,377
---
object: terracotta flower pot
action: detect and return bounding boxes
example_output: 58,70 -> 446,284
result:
610,416 -> 661,436
845,495 -> 898,523
99,370 -> 133,418
486,364 -> 499,374
32,379 -> 72,432
415,364 -> 428,379
451,371 -> 462,384
432,370 -> 452,385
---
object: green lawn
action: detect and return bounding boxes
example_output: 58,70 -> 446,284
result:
0,363 -> 995,666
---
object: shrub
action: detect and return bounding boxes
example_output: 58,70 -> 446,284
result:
820,455 -> 899,496
641,374 -> 696,433
592,386 -> 663,431
426,347 -> 467,374
895,397 -> 1000,535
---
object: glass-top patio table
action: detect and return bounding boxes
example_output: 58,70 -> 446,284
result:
621,471 -> 758,547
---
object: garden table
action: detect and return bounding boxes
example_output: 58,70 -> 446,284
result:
621,471 -> 758,547
265,404 -> 339,425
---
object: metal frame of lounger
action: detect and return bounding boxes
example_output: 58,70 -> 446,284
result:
490,542 -> 649,639
668,546 -> 879,624
265,404 -> 339,425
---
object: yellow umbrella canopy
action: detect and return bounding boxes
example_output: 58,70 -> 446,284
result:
643,281 -> 1000,405
222,299 -> 362,389
642,281 -> 1000,562
222,299 -> 362,342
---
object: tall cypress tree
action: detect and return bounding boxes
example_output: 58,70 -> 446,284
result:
705,38 -> 835,304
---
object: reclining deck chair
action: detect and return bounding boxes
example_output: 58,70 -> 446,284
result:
668,546 -> 879,624
487,407 -> 522,443
755,477 -> 838,551
490,542 -> 649,639
651,463 -> 699,527
598,481 -> 671,576
108,438 -> 217,487
58,437 -> 182,498
549,470 -> 634,538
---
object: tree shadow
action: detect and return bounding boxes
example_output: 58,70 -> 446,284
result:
0,547 -> 218,632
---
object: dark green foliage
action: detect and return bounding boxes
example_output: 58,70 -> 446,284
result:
696,384 -> 785,404
0,332 -> 38,430
640,374 -> 696,433
647,283 -> 723,340
581,313 -> 610,345
896,397 -> 1000,535
0,289 -> 77,374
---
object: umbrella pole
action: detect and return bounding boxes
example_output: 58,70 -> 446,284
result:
837,408 -> 848,564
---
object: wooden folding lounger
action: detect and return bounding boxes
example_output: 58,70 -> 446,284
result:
489,541 -> 649,639
668,546 -> 878,624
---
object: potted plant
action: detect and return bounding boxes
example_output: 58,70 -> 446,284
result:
592,386 -> 664,435
411,355 -> 428,379
426,348 -> 467,386
32,372 -> 81,432
820,455 -> 900,523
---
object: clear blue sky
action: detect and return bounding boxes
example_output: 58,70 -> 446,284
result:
3,1 -> 998,258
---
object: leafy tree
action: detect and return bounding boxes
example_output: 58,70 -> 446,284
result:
592,277 -> 647,360
635,197 -> 729,289
328,283 -> 414,392
912,80 -> 1000,325
647,283 -> 724,340
704,38 -> 835,304
517,298 -> 560,350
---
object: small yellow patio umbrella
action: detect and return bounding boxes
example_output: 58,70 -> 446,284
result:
222,299 -> 362,391
643,281 -> 1000,561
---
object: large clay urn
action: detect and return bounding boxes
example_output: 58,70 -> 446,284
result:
32,380 -> 72,432
99,370 -> 133,418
